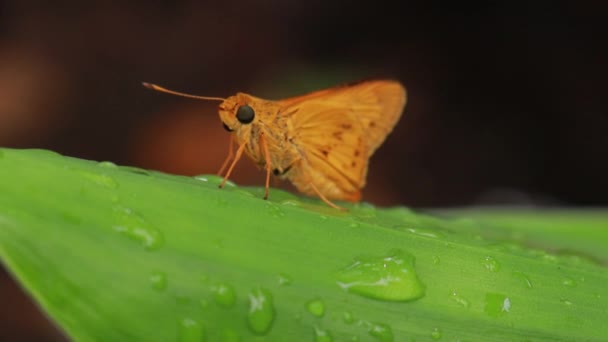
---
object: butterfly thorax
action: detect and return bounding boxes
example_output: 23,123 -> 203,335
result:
218,93 -> 301,177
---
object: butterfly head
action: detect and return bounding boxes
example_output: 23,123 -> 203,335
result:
218,93 -> 259,133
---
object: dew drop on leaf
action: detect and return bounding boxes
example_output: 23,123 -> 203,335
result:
482,256 -> 501,272
265,203 -> 285,218
513,271 -> 533,289
247,287 -> 275,335
430,327 -> 442,340
194,175 -> 209,182
336,249 -> 425,301
450,290 -> 470,309
314,325 -> 333,342
120,166 -> 151,176
562,277 -> 577,287
277,273 -> 292,286
98,161 -> 118,169
484,293 -> 510,317
368,322 -> 393,342
112,206 -> 164,250
212,282 -> 236,308
306,298 -> 325,317
432,255 -> 441,265
76,169 -> 119,189
281,199 -> 301,207
402,226 -> 445,239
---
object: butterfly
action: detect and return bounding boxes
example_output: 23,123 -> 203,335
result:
143,80 -> 406,209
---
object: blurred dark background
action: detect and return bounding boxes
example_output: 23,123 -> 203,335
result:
1,2 -> 606,340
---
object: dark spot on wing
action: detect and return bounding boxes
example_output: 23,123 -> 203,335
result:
332,131 -> 343,140
321,149 -> 329,157
351,161 -> 357,167
369,121 -> 376,127
340,123 -> 352,129
354,150 -> 360,157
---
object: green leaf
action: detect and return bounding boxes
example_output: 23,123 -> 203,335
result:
1,148 -> 607,341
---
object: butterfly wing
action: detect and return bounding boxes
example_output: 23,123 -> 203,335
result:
279,80 -> 406,201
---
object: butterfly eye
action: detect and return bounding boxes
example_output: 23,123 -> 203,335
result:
236,105 -> 255,124
222,122 -> 233,132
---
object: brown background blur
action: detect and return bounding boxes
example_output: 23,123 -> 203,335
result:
1,2 -> 606,341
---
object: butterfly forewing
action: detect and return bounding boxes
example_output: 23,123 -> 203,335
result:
279,80 -> 406,201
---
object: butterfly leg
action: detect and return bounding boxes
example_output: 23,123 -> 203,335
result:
309,182 -> 347,211
219,142 -> 247,189
259,132 -> 272,200
217,134 -> 235,176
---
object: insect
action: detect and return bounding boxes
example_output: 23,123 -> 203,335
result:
143,80 -> 406,209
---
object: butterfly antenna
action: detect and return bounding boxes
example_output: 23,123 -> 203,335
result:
142,82 -> 225,101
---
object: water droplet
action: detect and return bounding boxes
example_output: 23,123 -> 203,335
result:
178,318 -> 205,342
562,277 -> 577,287
77,170 -> 119,189
336,249 -> 425,301
212,283 -> 236,308
220,329 -> 241,342
484,293 -> 510,317
98,161 -> 118,169
513,271 -> 533,289
503,297 -> 512,312
121,166 -> 151,176
112,206 -> 164,250
314,325 -> 333,342
368,322 -> 393,342
247,287 -> 275,335
281,199 -> 301,207
541,253 -> 558,263
349,221 -> 360,228
430,327 -> 442,340
277,273 -> 292,286
235,190 -> 255,198
343,311 -> 355,324
560,298 -> 573,306
482,256 -> 501,272
266,202 -> 285,218
450,290 -> 470,309
194,175 -> 209,182
403,227 -> 444,239
432,255 -> 441,265
150,272 -> 167,291
306,298 -> 325,317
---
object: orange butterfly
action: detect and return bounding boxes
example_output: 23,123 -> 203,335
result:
143,80 -> 406,209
